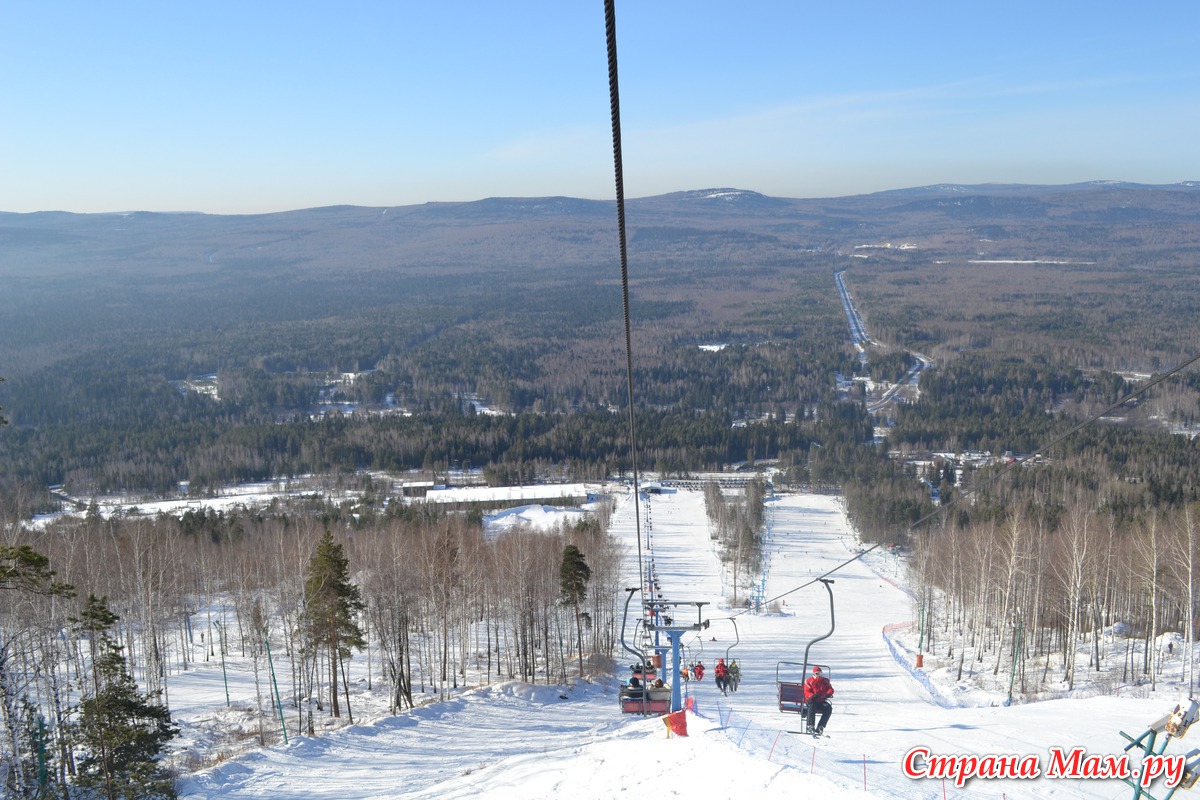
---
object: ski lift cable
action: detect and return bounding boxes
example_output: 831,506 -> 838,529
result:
905,348 -> 1200,535
725,546 -> 876,620
727,348 -> 1200,618
604,0 -> 647,608
601,0 -> 1200,642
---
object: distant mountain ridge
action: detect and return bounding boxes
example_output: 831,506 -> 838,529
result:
2,179 -> 1198,370
5,181 -> 1200,220
2,180 -> 1198,284
875,180 -> 1200,197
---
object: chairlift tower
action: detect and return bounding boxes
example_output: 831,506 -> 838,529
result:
620,590 -> 709,714
643,599 -> 710,713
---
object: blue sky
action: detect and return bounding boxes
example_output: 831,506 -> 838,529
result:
3,1 -> 1198,214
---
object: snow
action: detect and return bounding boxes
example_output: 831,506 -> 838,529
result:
484,503 -> 590,534
425,482 -> 593,505
34,476 -> 351,527
32,481 -> 599,530
173,488 -> 1185,799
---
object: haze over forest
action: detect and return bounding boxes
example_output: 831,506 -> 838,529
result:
3,181 -> 1200,516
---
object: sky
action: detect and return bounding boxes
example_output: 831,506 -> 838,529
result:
166,487 -> 1173,799
3,1 -> 1199,214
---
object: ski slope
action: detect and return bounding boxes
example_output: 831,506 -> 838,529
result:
179,488 -> 1181,799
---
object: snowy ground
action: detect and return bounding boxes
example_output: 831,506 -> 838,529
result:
174,488 -> 1186,799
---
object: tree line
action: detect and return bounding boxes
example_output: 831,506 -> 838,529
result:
834,352 -> 1200,546
0,399 -> 840,511
846,350 -> 1200,702
910,499 -> 1200,699
0,499 -> 624,798
704,479 -> 767,606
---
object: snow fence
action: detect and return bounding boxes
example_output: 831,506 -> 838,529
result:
697,695 -> 1032,799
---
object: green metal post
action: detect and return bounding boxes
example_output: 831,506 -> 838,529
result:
918,599 -> 926,654
1007,619 -> 1023,705
36,714 -> 47,796
216,621 -> 230,707
265,628 -> 288,744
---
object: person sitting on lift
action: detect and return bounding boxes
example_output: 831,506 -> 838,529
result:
804,666 -> 834,736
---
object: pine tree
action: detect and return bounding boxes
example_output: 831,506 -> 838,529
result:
73,594 -> 178,800
0,544 -> 73,595
304,531 -> 366,722
560,544 -> 591,677
1,545 -> 74,798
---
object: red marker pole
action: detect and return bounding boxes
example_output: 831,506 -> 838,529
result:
768,730 -> 782,761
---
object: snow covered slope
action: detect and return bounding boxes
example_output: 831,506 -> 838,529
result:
179,489 -> 1183,799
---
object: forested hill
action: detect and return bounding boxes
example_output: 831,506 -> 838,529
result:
4,182 -> 1199,376
2,183 -> 1200,512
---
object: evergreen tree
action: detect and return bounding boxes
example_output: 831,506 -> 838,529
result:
304,531 -> 366,722
0,544 -> 73,595
560,544 -> 591,677
1,545 -> 74,798
73,594 -> 178,800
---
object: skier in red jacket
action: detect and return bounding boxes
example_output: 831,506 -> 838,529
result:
804,666 -> 834,736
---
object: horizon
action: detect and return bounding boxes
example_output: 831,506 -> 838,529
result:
3,2 -> 1198,215
5,179 -> 1200,218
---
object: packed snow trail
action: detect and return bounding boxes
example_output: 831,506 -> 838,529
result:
617,488 -> 1162,799
180,678 -> 870,800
